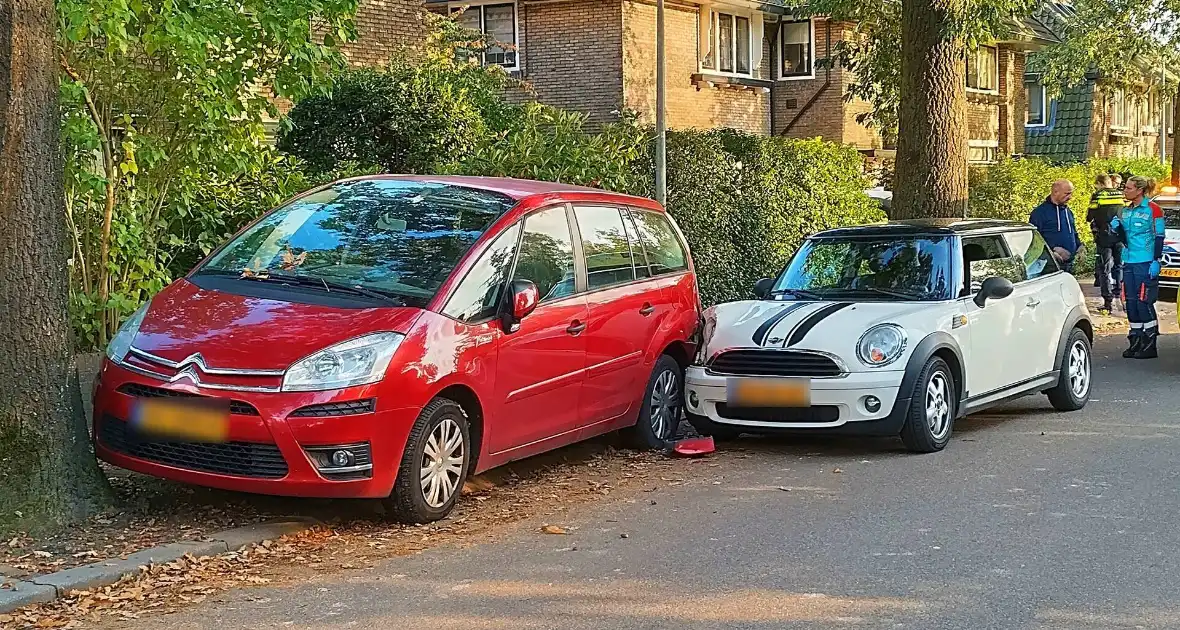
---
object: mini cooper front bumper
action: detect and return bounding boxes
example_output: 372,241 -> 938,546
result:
684,366 -> 908,435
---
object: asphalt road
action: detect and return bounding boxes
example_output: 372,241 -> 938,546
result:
113,328 -> 1180,630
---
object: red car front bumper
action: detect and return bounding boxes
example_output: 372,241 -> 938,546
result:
92,359 -> 418,499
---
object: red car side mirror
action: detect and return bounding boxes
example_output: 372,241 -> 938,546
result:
501,279 -> 539,332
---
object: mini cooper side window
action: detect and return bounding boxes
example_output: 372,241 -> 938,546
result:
1003,229 -> 1059,281
514,207 -> 578,303
962,235 -> 1026,293
442,223 -> 521,323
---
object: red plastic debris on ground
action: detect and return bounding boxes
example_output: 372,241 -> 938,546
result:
671,436 -> 715,457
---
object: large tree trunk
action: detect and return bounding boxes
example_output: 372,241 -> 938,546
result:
891,0 -> 969,219
0,0 -> 110,533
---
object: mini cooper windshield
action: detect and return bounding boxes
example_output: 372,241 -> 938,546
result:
772,235 -> 954,301
194,179 -> 515,307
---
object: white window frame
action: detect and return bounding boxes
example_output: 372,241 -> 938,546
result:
448,1 -> 520,71
1111,89 -> 1131,130
698,7 -> 764,79
967,139 -> 999,165
777,18 -> 815,81
1025,80 -> 1047,127
966,45 -> 999,94
1142,92 -> 1157,133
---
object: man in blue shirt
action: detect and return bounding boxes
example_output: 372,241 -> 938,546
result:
1111,175 -> 1166,359
1029,180 -> 1083,272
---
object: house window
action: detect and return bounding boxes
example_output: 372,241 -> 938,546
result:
451,2 -> 518,68
1026,79 -> 1046,126
779,20 -> 813,79
1112,89 -> 1130,129
968,140 -> 999,164
704,11 -> 754,76
966,46 -> 998,92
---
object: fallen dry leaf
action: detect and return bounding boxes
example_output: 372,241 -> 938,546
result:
541,525 -> 569,535
833,468 -> 843,474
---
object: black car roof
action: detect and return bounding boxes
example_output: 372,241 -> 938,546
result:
813,218 -> 1031,238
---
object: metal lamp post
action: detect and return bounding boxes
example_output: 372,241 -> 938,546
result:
655,0 -> 667,206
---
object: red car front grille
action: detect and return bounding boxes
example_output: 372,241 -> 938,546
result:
98,415 -> 288,479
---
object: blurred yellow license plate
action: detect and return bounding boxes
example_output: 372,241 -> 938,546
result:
1162,268 -> 1180,278
728,378 -> 810,408
130,398 -> 230,442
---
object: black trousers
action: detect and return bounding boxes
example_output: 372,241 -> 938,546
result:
1097,245 -> 1122,301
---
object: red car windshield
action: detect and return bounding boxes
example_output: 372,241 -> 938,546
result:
195,179 -> 515,307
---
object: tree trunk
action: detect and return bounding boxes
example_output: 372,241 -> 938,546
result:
0,0 -> 110,533
1171,83 -> 1180,188
891,0 -> 969,219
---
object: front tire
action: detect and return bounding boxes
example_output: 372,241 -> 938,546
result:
383,397 -> 471,524
626,354 -> 684,449
900,357 -> 956,453
1047,328 -> 1092,411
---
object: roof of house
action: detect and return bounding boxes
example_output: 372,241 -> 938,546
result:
1024,80 -> 1095,163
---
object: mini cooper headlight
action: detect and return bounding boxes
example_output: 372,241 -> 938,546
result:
857,324 -> 907,367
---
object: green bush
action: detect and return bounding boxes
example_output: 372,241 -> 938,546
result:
668,131 -> 883,305
969,156 -> 1171,276
450,104 -> 650,193
279,13 -> 519,176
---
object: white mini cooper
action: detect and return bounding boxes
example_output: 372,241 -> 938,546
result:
685,219 -> 1094,452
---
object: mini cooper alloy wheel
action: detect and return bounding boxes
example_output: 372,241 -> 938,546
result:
926,371 -> 953,441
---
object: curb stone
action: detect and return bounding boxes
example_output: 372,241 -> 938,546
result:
0,518 -> 317,614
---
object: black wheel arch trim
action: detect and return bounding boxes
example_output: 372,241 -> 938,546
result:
1053,305 -> 1093,372
900,332 -> 966,403
885,331 -> 966,428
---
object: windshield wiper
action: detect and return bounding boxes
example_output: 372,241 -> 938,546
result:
840,287 -> 925,300
770,288 -> 826,300
242,272 -> 404,305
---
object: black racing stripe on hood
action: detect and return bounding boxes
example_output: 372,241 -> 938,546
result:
787,303 -> 853,346
751,302 -> 809,346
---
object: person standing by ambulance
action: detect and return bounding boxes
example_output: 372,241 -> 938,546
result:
1112,175 -> 1166,359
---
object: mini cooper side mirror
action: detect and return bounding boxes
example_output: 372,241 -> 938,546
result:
973,276 -> 1014,308
753,277 -> 775,299
501,279 -> 540,332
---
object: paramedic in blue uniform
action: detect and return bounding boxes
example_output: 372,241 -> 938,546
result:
1112,175 -> 1166,359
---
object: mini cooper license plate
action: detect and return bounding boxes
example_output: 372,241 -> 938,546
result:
130,397 -> 230,443
728,378 -> 811,407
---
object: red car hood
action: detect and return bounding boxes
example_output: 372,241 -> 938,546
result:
131,279 -> 423,371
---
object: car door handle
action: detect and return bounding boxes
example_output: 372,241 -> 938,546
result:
566,320 -> 586,335
640,303 -> 655,316
1026,298 -> 1040,308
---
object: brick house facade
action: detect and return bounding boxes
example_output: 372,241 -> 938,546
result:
340,0 -> 427,67
423,0 -> 1058,168
1024,74 -> 1174,163
1022,0 -> 1175,163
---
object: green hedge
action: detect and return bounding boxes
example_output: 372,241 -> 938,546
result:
969,156 -> 1170,275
